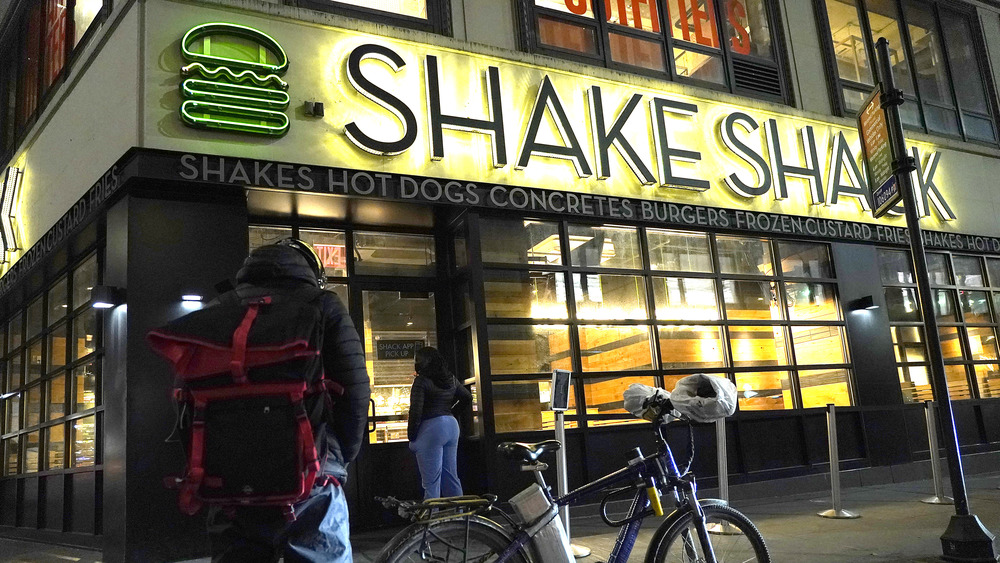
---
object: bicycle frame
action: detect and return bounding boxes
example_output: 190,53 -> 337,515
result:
493,420 -> 720,563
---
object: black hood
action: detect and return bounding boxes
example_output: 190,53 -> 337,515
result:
235,244 -> 319,287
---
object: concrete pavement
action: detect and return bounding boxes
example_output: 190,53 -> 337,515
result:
2,473 -> 1000,562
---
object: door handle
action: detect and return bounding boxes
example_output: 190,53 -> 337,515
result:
368,398 -> 376,433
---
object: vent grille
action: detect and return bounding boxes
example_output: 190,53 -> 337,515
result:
733,58 -> 783,99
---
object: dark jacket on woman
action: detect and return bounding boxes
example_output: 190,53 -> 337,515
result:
408,375 -> 472,439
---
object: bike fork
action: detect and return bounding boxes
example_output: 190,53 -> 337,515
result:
690,503 -> 719,563
607,489 -> 648,562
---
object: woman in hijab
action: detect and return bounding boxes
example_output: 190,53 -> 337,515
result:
407,347 -> 472,499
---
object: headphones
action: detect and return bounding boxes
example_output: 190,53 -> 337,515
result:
276,238 -> 327,289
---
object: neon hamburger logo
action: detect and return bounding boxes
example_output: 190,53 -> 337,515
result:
179,23 -> 290,136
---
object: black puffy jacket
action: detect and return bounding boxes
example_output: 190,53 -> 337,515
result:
233,244 -> 370,481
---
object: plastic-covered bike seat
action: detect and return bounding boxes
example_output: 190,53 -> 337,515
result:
496,440 -> 561,462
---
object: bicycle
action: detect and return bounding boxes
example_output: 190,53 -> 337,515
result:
375,390 -> 769,563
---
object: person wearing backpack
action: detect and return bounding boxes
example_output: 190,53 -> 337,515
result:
407,347 -> 472,499
201,239 -> 369,562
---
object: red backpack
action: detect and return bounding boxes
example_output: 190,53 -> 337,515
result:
147,290 -> 341,518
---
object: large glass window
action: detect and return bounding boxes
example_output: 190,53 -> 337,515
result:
0,253 -> 102,478
880,249 -> 1000,401
481,219 -> 851,433
524,0 -> 787,100
297,0 -> 448,33
818,0 -> 996,143
0,1 -> 107,157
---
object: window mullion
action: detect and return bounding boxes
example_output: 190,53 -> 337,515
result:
929,3 -> 966,141
893,0 -> 928,133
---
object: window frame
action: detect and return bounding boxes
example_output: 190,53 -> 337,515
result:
518,0 -> 792,103
295,0 -> 452,35
0,0 -> 111,162
814,0 -> 1000,145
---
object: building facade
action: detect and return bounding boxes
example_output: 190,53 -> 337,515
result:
4,0 -> 1000,560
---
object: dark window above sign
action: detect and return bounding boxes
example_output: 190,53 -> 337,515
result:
520,0 -> 789,103
296,0 -> 452,35
816,0 -> 998,144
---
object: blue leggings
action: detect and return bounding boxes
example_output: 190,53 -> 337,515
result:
409,415 -> 463,499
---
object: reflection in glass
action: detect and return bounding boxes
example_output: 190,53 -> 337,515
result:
953,256 -> 985,287
610,32 -> 667,71
487,325 -> 571,375
74,363 -> 98,412
673,48 -> 725,84
48,277 -> 68,326
4,393 -> 20,433
987,259 -> 1000,287
960,291 -> 991,323
27,298 -> 44,339
481,220 -> 562,265
885,287 -> 921,322
73,255 -> 98,310
777,242 -> 832,278
865,0 -> 913,93
878,249 -> 914,284
326,285 -> 349,315
824,0 -> 873,84
966,327 -> 998,361
926,253 -> 950,285
27,340 -> 42,383
300,229 -> 347,278
799,369 -> 852,408
785,283 -> 840,321
46,423 -> 65,470
25,385 -> 41,428
23,431 -> 39,473
485,271 -> 566,319
723,0 -> 773,59
578,325 -> 652,372
539,15 -> 599,54
72,415 -> 97,467
73,0 -> 101,46
573,274 -> 647,320
665,0 -> 720,48
730,325 -> 788,367
899,364 -> 931,403
653,277 -> 719,320
3,436 -> 18,475
568,224 -> 641,269
736,371 -> 791,410
8,312 -> 22,350
48,324 -> 67,372
717,236 -> 773,275
658,326 -> 726,369
945,364 -> 971,400
47,375 -> 66,421
973,364 -> 1000,399
583,376 -> 656,423
8,352 -> 23,391
892,326 -> 926,363
934,289 -> 958,322
493,379 -> 577,433
938,326 -> 964,362
647,230 -> 712,272
903,1 -> 952,107
248,225 -> 291,252
791,326 -> 847,365
722,280 -> 779,320
354,232 -> 435,277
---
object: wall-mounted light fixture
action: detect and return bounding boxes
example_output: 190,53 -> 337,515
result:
848,295 -> 879,311
1,166 -> 23,263
181,294 -> 203,302
91,285 -> 125,309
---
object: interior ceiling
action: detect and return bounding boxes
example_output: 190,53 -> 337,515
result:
247,188 -> 435,228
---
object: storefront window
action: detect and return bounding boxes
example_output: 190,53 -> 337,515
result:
778,242 -> 833,278
47,375 -> 66,421
717,236 -> 773,275
493,379 -> 578,433
485,271 -> 567,319
652,277 -> 719,320
953,256 -> 985,287
973,364 -> 1000,398
583,375 -> 656,424
481,219 -> 563,265
658,325 -> 726,368
71,415 -> 96,467
73,363 -> 98,412
72,255 -> 98,310
3,394 -> 19,433
736,371 -> 791,410
488,325 -> 571,375
249,225 -> 292,252
785,283 -> 840,321
567,224 -> 641,269
48,324 -> 68,372
46,423 -> 65,470
48,278 -> 68,326
573,274 -> 647,319
723,280 -> 779,320
799,368 -> 852,408
578,325 -> 653,372
22,430 -> 39,473
730,325 -> 788,367
299,229 -> 347,279
354,232 -> 435,277
2,437 -> 18,475
647,230 -> 712,272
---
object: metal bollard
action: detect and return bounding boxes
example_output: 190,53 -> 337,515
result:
920,400 -> 954,505
554,411 -> 591,558
818,404 -> 860,519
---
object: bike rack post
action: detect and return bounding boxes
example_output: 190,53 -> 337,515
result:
921,400 -> 954,505
554,410 -> 591,558
817,404 -> 860,519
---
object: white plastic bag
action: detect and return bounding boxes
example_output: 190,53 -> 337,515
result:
670,374 -> 737,423
623,384 -> 671,421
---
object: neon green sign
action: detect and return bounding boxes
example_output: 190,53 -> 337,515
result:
180,23 -> 290,136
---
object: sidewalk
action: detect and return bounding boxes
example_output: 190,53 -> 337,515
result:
2,473 -> 999,562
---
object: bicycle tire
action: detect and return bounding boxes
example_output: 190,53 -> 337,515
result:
645,504 -> 770,563
376,515 -> 533,563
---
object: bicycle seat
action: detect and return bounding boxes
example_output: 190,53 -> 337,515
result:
496,440 -> 561,462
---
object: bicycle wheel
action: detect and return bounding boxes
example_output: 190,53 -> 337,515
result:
376,515 -> 532,563
645,504 -> 770,563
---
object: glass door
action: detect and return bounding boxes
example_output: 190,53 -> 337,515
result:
362,289 -> 437,444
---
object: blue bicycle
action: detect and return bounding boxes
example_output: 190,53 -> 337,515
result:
376,390 -> 769,563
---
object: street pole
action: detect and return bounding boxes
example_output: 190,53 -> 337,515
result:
874,37 -> 998,561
